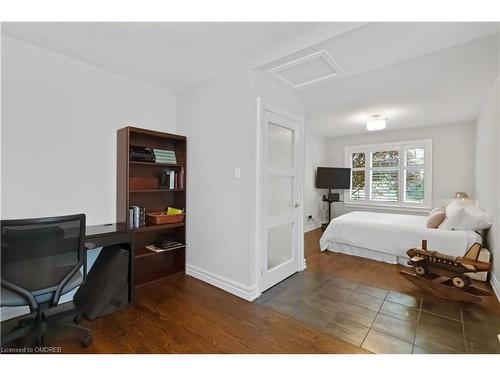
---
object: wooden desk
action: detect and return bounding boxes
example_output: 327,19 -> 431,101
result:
85,223 -> 134,303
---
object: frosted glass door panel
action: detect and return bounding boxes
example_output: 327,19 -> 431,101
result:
261,108 -> 301,292
268,123 -> 294,169
267,223 -> 293,270
268,176 -> 293,218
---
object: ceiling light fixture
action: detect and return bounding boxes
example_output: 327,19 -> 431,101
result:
366,115 -> 387,131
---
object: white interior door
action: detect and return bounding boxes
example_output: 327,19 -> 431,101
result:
260,106 -> 303,292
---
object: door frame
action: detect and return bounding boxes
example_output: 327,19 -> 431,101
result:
254,98 -> 305,297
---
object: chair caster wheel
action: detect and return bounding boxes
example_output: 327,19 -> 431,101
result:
81,334 -> 93,347
74,314 -> 84,324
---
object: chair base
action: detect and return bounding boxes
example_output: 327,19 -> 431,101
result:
1,310 -> 92,349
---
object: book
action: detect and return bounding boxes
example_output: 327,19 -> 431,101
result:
139,207 -> 146,226
131,206 -> 140,228
179,167 -> 185,190
153,149 -> 175,156
153,149 -> 176,164
129,208 -> 134,229
169,170 -> 175,189
130,206 -> 146,227
155,158 -> 177,164
155,160 -> 177,165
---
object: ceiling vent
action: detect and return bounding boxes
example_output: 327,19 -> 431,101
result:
266,50 -> 344,89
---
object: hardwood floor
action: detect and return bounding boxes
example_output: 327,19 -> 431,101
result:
258,229 -> 500,354
9,228 -> 499,353
49,268 -> 367,353
304,228 -> 500,313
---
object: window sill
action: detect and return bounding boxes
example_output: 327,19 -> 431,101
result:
344,202 -> 431,215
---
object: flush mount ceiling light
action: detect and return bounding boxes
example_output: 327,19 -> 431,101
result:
366,115 -> 387,131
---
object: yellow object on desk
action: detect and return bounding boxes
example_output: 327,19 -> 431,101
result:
166,207 -> 183,215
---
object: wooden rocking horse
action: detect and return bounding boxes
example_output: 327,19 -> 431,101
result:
400,240 -> 492,303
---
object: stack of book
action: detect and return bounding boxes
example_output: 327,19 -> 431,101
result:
129,206 -> 146,228
160,167 -> 185,190
153,149 -> 176,164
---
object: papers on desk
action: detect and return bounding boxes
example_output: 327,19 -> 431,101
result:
145,241 -> 184,253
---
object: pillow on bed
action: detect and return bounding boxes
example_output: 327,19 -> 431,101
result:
454,205 -> 492,231
426,207 -> 446,228
438,201 -> 466,230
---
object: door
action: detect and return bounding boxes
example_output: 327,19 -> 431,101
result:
260,104 -> 303,292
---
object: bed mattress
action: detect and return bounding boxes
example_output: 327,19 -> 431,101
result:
320,211 -> 482,264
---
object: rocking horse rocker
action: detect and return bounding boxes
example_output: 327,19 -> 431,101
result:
400,240 -> 492,303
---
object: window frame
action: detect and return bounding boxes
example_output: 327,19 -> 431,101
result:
344,139 -> 433,213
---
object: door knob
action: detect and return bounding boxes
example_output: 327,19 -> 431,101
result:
294,203 -> 301,208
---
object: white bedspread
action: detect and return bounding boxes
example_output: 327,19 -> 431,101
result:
320,211 -> 482,261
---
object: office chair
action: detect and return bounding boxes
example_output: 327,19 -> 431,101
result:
1,214 -> 92,347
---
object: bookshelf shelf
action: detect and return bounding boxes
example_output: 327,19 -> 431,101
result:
130,189 -> 185,193
135,244 -> 186,259
130,161 -> 184,167
132,221 -> 185,233
117,126 -> 187,287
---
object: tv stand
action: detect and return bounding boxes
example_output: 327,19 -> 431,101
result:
321,189 -> 344,230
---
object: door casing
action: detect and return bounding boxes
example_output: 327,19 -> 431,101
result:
255,98 -> 305,297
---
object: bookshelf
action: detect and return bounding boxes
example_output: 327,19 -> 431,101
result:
117,126 -> 187,287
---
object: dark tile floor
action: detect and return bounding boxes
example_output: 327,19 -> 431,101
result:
255,271 -> 500,354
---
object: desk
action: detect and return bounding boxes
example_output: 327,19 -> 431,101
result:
85,223 -> 134,303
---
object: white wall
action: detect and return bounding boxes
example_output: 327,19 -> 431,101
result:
1,35 -> 176,225
177,68 -> 255,297
304,128 -> 328,231
322,121 -> 476,217
177,68 -> 304,299
475,75 -> 500,295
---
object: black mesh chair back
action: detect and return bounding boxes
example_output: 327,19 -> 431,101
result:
1,214 -> 86,309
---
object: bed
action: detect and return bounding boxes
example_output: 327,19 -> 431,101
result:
319,211 -> 482,265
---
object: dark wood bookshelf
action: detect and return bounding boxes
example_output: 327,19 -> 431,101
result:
117,126 -> 187,287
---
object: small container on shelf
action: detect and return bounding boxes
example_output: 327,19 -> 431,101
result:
146,212 -> 185,225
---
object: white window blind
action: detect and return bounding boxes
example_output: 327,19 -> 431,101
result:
345,140 -> 432,210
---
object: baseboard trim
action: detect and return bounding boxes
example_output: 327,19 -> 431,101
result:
301,258 -> 307,271
490,273 -> 500,302
186,263 -> 259,301
304,223 -> 321,233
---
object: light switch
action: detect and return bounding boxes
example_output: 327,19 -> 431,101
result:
234,167 -> 241,179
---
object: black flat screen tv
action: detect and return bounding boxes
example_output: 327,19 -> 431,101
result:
316,167 -> 351,189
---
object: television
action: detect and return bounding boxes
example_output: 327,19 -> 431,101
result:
316,167 -> 351,189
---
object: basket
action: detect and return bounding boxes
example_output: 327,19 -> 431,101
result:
146,212 -> 185,225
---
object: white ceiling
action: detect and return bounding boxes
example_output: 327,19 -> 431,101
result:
259,23 -> 499,81
255,22 -> 499,137
2,22 -> 499,137
302,33 -> 499,137
1,22 -> 362,92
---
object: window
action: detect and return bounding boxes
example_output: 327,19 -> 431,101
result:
345,140 -> 432,210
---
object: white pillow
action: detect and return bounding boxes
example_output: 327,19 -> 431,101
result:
438,200 -> 466,230
454,205 -> 492,231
